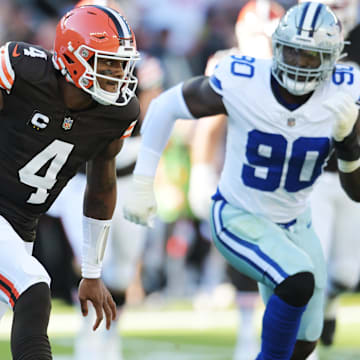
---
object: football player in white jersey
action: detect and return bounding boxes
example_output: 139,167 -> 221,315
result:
123,2 -> 360,359
296,0 -> 360,352
189,2 -> 285,359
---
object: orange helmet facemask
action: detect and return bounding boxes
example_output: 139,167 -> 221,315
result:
53,5 -> 140,106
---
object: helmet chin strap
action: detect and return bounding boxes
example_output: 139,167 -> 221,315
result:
91,82 -> 120,106
282,74 -> 318,96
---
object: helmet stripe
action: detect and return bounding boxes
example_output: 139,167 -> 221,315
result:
309,4 -> 324,37
299,2 -> 324,37
297,2 -> 310,35
91,5 -> 132,40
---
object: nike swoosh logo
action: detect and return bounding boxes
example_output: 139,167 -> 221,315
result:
12,44 -> 20,57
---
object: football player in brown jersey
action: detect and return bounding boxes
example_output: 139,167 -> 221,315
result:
0,5 -> 140,360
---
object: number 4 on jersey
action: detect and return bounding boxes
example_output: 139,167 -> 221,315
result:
18,140 -> 74,204
24,46 -> 47,60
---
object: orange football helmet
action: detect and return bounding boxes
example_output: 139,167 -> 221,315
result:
53,5 -> 140,106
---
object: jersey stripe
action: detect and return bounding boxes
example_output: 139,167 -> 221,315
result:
210,75 -> 223,91
0,74 -> 7,90
120,120 -> 137,139
1,54 -> 13,87
0,43 -> 15,91
0,274 -> 19,307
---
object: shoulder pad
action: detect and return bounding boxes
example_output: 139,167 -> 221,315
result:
208,55 -> 235,95
4,42 -> 50,89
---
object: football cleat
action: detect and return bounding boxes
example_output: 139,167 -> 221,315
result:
320,318 -> 336,346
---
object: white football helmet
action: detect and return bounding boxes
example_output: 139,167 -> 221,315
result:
272,1 -> 345,96
299,0 -> 358,38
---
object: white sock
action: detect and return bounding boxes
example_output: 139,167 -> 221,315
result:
233,292 -> 259,360
324,296 -> 340,320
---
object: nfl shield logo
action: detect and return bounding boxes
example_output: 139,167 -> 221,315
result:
287,117 -> 296,127
62,116 -> 73,130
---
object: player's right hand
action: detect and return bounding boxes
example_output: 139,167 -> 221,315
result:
78,278 -> 117,331
123,174 -> 157,227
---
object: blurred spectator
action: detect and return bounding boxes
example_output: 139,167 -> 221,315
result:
137,0 -> 214,56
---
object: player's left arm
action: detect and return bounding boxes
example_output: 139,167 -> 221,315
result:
337,114 -> 360,201
84,138 -> 123,219
123,76 -> 227,226
78,137 -> 124,331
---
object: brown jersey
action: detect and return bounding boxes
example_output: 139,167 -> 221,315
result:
0,41 -> 140,242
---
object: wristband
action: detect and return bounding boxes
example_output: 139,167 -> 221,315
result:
337,158 -> 360,173
333,126 -> 360,161
81,216 -> 111,279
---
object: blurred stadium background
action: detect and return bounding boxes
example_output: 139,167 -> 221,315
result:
0,0 -> 359,359
0,293 -> 360,359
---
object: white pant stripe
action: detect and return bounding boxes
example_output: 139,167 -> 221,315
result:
213,201 -> 286,284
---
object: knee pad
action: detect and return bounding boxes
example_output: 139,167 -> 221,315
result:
11,282 -> 52,360
275,272 -> 315,307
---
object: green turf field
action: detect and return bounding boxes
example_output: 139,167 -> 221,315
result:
0,294 -> 359,360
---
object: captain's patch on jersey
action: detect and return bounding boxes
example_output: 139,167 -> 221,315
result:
28,112 -> 50,131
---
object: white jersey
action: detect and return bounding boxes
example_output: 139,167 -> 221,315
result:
210,55 -> 360,223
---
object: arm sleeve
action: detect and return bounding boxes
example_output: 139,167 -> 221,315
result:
134,83 -> 194,177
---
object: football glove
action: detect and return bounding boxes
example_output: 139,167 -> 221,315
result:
324,91 -> 359,142
123,174 -> 156,227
